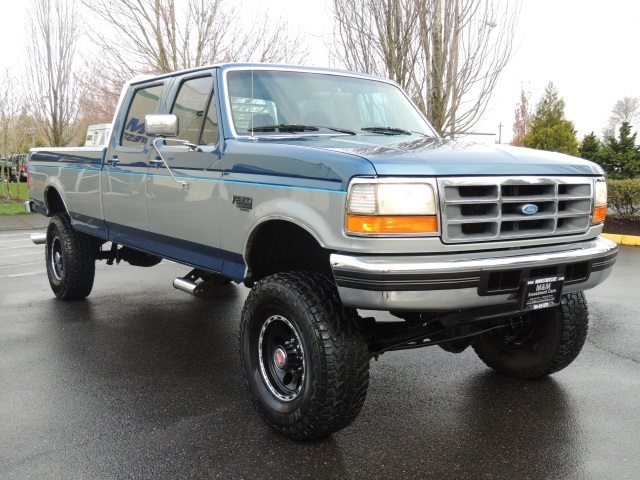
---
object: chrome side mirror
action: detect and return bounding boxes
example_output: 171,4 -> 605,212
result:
145,114 -> 179,137
145,113 -> 191,189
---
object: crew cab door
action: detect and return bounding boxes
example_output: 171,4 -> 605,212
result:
146,73 -> 224,271
102,82 -> 165,245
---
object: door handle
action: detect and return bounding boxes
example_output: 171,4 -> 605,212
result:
149,158 -> 164,167
109,156 -> 119,167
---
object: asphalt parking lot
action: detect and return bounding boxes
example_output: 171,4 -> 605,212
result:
1,229 -> 639,479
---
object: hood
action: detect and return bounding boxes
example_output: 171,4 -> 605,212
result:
261,135 -> 604,177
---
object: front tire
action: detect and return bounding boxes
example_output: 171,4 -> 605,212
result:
240,272 -> 370,440
46,213 -> 96,300
472,292 -> 589,379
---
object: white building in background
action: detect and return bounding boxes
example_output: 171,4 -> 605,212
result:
84,124 -> 112,147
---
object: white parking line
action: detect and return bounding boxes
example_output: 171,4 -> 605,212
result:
0,233 -> 34,238
2,244 -> 41,250
1,252 -> 42,258
0,261 -> 42,269
3,271 -> 46,278
0,238 -> 29,245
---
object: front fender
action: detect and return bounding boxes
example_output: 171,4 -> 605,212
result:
244,195 -> 347,258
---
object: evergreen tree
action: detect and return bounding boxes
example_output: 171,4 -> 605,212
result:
523,82 -> 579,156
597,122 -> 640,179
579,132 -> 601,161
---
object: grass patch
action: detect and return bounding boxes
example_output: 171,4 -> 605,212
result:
0,181 -> 31,216
1,182 -> 30,200
0,201 -> 30,216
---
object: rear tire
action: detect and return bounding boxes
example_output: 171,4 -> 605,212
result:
46,213 -> 96,300
240,271 -> 370,440
472,292 -> 589,379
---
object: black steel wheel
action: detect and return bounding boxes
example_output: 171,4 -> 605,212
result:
258,314 -> 305,401
46,213 -> 96,300
472,292 -> 589,379
240,271 -> 370,440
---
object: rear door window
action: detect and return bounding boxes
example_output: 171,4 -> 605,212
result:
121,84 -> 164,147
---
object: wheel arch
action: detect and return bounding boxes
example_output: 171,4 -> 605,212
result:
245,219 -> 333,283
44,184 -> 69,216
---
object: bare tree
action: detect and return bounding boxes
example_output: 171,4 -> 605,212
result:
0,72 -> 31,200
0,74 -> 20,199
81,0 -> 232,75
78,0 -> 309,124
77,70 -> 122,127
332,0 -> 421,92
603,96 -> 640,138
332,0 -> 520,137
511,83 -> 531,146
26,0 -> 85,147
81,0 -> 309,75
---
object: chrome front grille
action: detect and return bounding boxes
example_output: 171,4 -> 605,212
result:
438,177 -> 594,243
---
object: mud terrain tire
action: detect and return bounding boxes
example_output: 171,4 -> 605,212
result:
472,292 -> 589,379
240,271 -> 370,440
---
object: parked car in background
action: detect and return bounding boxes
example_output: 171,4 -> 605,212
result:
0,158 -> 17,182
11,154 -> 28,182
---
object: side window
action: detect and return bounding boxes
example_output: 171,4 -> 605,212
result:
171,76 -> 217,145
121,84 -> 164,147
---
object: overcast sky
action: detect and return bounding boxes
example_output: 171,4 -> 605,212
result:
2,0 -> 638,143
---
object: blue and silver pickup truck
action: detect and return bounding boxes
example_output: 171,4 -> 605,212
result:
27,63 -> 617,440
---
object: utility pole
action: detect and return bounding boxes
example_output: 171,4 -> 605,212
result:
498,122 -> 503,144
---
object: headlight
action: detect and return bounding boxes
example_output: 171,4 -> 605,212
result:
593,180 -> 607,224
346,180 -> 439,235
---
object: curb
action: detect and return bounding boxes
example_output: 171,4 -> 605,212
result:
601,233 -> 640,247
0,214 -> 49,232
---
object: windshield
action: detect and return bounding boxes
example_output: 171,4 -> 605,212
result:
225,69 -> 436,137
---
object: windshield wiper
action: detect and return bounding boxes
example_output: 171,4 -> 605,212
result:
249,124 -> 319,133
321,126 -> 356,135
249,124 -> 357,135
361,126 -> 412,136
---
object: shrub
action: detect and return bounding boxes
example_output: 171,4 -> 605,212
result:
607,179 -> 640,216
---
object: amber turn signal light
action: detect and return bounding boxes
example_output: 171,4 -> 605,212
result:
347,215 -> 438,234
593,205 -> 607,224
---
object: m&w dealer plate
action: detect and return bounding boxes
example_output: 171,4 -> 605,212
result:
520,275 -> 565,311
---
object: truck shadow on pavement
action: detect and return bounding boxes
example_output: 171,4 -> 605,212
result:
33,287 -> 578,478
37,286 -> 351,477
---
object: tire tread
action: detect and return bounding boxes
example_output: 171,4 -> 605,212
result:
240,271 -> 370,440
46,213 -> 96,300
472,292 -> 589,379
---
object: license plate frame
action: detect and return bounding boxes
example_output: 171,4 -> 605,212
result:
520,275 -> 565,312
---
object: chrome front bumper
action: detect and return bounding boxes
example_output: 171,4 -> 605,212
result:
330,237 -> 618,311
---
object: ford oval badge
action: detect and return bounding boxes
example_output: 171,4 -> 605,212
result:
522,204 -> 538,215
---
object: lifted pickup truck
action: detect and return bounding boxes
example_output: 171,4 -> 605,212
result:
27,63 -> 617,440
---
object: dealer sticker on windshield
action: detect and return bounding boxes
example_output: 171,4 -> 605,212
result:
520,275 -> 565,311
